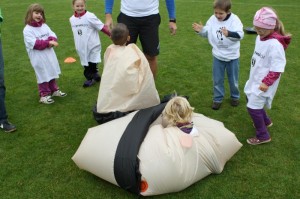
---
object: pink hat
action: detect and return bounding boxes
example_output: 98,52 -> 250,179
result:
253,7 -> 277,29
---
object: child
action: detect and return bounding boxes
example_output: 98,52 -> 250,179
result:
163,96 -> 198,136
70,0 -> 110,87
95,23 -> 160,123
244,7 -> 291,145
192,0 -> 244,110
23,3 -> 67,104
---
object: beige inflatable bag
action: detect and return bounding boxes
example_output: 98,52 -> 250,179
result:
96,43 -> 160,113
72,111 -> 242,196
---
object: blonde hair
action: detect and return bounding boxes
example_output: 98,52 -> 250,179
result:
270,8 -> 291,36
24,3 -> 46,24
163,96 -> 194,126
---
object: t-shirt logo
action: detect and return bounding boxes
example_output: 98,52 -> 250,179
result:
251,57 -> 256,67
78,29 -> 82,36
216,27 -> 224,41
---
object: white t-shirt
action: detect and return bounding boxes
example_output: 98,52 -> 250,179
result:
70,11 -> 104,66
199,13 -> 244,61
23,24 -> 61,83
244,36 -> 286,109
121,0 -> 159,17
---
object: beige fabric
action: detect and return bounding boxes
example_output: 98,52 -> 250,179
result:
72,111 -> 242,196
96,43 -> 160,113
139,113 -> 242,196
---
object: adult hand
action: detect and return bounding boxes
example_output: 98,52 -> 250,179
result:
105,13 -> 113,31
169,22 -> 177,35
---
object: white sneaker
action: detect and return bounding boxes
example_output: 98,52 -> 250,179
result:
39,96 -> 54,104
52,90 -> 67,97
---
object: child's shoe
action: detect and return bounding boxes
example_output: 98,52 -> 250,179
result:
52,90 -> 67,97
93,73 -> 101,82
212,102 -> 222,110
230,99 -> 240,107
39,95 -> 54,104
247,137 -> 271,145
253,122 -> 273,128
83,79 -> 95,88
266,122 -> 273,127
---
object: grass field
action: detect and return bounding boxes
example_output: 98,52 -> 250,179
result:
0,0 -> 299,198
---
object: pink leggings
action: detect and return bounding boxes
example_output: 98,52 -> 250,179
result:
38,79 -> 59,97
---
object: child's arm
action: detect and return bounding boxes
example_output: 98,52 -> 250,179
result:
192,20 -> 209,38
48,36 -> 57,41
87,12 -> 110,37
259,71 -> 281,92
192,21 -> 203,33
34,38 -> 58,50
101,24 -> 111,37
34,39 -> 50,50
221,27 -> 243,41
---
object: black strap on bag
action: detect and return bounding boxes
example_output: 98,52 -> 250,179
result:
113,103 -> 167,195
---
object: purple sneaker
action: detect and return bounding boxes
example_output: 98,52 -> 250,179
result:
83,79 -> 95,87
93,73 -> 101,82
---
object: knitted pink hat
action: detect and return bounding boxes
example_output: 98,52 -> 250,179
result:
253,7 -> 277,29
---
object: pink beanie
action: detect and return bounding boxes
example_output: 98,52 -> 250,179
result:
253,7 -> 277,29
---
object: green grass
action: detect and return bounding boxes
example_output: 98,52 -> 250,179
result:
0,0 -> 299,198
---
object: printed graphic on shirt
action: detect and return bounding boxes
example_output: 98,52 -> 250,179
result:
251,57 -> 256,67
216,27 -> 228,49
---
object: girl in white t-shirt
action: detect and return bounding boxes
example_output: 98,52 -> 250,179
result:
23,4 -> 67,104
244,7 -> 291,145
70,0 -> 110,87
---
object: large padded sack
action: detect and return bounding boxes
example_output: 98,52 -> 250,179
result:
138,113 -> 242,196
96,43 -> 160,114
72,110 -> 242,196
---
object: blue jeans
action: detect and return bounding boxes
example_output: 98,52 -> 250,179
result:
0,39 -> 8,122
212,57 -> 240,102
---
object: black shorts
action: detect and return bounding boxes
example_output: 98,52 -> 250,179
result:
117,12 -> 161,56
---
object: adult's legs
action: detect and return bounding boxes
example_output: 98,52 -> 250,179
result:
0,39 -> 7,122
145,54 -> 157,78
0,39 -> 16,131
139,14 -> 160,79
118,13 -> 160,78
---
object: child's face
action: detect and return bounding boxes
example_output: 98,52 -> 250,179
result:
73,0 -> 86,14
214,8 -> 228,21
32,11 -> 43,22
254,26 -> 273,38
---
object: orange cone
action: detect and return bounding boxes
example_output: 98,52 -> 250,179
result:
64,57 -> 76,63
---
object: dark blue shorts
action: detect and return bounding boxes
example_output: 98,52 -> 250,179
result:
117,12 -> 161,56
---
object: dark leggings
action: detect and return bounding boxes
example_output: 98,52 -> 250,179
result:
84,62 -> 98,80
